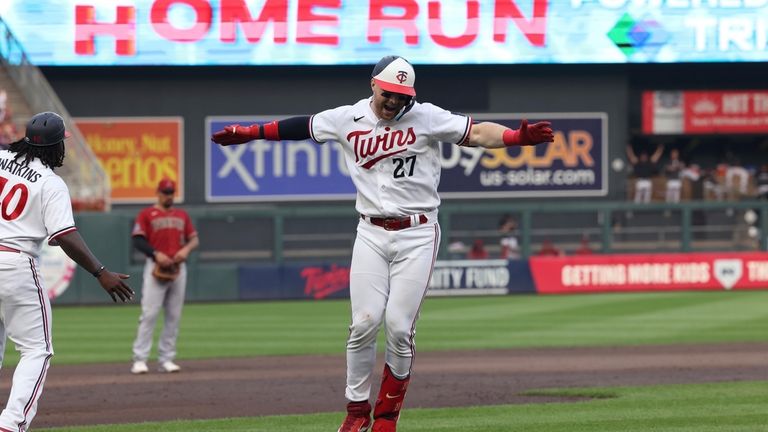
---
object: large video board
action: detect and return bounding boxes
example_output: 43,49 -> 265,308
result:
2,0 -> 767,66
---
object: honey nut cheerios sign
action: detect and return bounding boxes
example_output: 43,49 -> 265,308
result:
76,117 -> 184,204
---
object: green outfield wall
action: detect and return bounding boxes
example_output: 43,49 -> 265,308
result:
55,200 -> 768,305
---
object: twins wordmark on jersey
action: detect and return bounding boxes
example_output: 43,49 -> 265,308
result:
347,127 -> 416,169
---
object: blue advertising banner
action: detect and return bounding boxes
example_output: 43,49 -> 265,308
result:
237,259 -> 535,301
206,117 -> 356,202
439,113 -> 608,198
3,1 -> 768,66
206,113 -> 607,201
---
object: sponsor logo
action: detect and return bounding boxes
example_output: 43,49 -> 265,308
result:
607,13 -> 669,57
713,259 -> 742,290
300,264 -> 350,299
385,393 -> 401,399
692,98 -> 718,114
353,115 -> 364,122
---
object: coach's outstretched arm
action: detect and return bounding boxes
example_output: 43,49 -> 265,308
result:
468,119 -> 554,149
211,116 -> 312,146
56,231 -> 135,302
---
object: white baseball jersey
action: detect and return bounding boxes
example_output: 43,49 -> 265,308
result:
0,150 -> 76,257
310,98 -> 471,217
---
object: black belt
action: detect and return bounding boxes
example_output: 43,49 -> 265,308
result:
0,245 -> 19,253
361,214 -> 428,231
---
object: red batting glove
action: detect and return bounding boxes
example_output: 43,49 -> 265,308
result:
503,119 -> 554,146
211,124 -> 261,146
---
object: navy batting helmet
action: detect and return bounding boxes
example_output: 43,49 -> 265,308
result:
24,112 -> 71,147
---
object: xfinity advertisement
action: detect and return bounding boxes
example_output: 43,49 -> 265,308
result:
205,113 -> 607,202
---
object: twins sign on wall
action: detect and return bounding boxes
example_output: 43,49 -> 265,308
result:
205,113 -> 607,202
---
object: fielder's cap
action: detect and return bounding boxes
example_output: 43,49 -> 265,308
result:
157,178 -> 176,193
372,55 -> 416,97
24,112 -> 71,147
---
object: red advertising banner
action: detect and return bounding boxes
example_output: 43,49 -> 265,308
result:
643,90 -> 768,134
530,252 -> 768,294
76,117 -> 184,203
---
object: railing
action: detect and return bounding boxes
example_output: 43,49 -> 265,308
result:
98,199 -> 768,266
439,200 -> 767,257
59,199 -> 768,304
0,16 -> 109,211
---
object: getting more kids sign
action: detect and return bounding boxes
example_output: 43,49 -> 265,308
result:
76,117 -> 184,203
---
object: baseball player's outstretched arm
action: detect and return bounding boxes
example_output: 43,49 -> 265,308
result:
211,116 -> 312,145
56,231 -> 135,302
467,119 -> 554,149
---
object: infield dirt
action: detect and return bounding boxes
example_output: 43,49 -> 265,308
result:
3,342 -> 766,429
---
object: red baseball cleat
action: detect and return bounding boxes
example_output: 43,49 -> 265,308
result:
372,417 -> 398,432
338,400 -> 372,432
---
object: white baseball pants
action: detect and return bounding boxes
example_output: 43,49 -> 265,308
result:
0,252 -> 53,432
344,214 -> 439,402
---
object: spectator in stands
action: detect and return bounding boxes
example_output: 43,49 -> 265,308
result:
467,239 -> 489,260
756,164 -> 768,200
626,143 -> 663,203
536,239 -> 562,257
681,162 -> 707,201
447,239 -> 467,260
573,235 -> 594,255
704,165 -> 726,201
497,214 -> 520,260
724,154 -> 749,198
663,148 -> 685,203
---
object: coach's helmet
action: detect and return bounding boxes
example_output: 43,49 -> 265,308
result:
25,112 -> 71,147
372,55 -> 416,97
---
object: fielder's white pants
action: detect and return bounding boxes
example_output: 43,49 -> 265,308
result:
0,252 -> 53,432
132,259 -> 187,364
345,214 -> 439,402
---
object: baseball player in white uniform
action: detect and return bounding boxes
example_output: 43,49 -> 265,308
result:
0,112 -> 134,432
211,55 -> 553,432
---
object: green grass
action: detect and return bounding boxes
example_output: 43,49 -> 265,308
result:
38,381 -> 768,431
5,290 -> 765,365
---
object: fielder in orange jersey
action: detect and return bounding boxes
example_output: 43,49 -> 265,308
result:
212,55 -> 553,432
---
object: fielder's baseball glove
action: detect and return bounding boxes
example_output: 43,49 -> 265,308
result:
152,263 -> 179,282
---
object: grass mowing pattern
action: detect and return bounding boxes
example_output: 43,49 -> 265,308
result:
6,291 -> 766,365
38,381 -> 768,432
